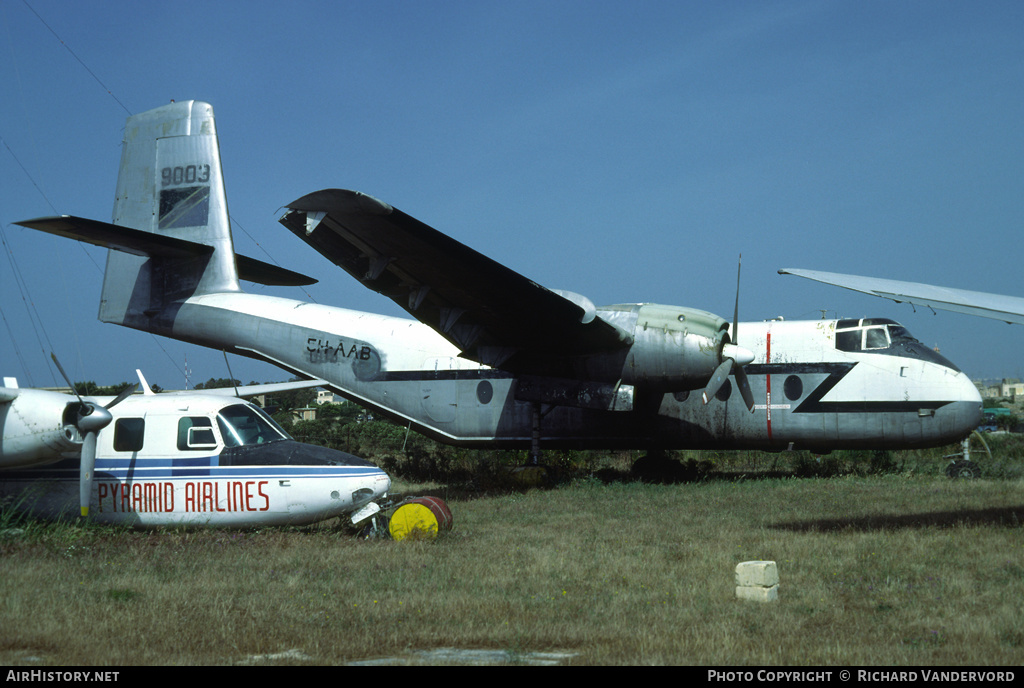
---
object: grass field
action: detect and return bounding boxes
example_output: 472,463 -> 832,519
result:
1,443 -> 1023,666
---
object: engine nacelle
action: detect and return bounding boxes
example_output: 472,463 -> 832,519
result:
0,389 -> 81,469
597,303 -> 730,391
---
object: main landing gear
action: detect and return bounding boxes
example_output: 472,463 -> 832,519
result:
509,402 -> 554,486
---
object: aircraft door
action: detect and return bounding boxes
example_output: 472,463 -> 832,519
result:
420,381 -> 457,423
419,359 -> 457,423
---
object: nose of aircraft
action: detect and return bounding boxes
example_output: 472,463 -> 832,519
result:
372,469 -> 392,499
947,371 -> 983,439
220,438 -> 382,467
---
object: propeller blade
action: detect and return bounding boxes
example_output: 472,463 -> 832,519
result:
702,358 -> 735,405
105,383 -> 138,409
51,352 -> 83,404
733,254 -> 741,345
734,365 -> 755,413
703,255 -> 755,411
80,432 -> 97,518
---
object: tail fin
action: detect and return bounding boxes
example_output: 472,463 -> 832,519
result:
16,101 -> 313,336
103,100 -> 239,328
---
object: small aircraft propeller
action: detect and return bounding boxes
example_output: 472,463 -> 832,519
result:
50,354 -> 138,518
702,256 -> 756,412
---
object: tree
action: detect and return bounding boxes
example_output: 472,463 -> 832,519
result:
996,412 -> 1020,432
193,377 -> 242,390
73,381 -> 134,396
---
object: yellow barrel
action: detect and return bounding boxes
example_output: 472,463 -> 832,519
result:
388,497 -> 453,540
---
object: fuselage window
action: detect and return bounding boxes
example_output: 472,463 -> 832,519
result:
177,416 -> 218,451
784,375 -> 803,401
113,418 -> 145,452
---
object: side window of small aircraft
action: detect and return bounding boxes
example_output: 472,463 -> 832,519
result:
113,418 -> 145,452
177,416 -> 219,451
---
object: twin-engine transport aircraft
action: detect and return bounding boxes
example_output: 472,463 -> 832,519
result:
0,371 -> 391,527
16,101 -> 982,456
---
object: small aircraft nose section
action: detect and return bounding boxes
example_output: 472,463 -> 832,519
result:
218,438 -> 374,467
219,440 -> 390,500
218,439 -> 390,524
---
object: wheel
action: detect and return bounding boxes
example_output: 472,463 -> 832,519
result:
353,513 -> 390,539
945,459 -> 980,479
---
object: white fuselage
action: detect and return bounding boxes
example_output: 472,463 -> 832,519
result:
158,294 -> 982,452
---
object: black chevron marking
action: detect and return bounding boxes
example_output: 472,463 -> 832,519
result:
745,362 -> 951,414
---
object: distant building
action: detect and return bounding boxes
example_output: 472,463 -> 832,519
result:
316,389 -> 339,405
1001,379 -> 1024,401
292,406 -> 318,422
975,378 -> 1023,401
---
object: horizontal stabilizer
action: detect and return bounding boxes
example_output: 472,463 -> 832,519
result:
16,216 -> 316,287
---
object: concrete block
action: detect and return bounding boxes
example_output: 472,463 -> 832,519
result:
735,560 -> 779,587
735,584 -> 779,602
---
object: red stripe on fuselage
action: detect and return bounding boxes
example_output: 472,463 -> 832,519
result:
766,331 -> 772,441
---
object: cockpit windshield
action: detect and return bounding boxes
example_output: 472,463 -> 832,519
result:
833,318 -> 960,371
836,318 -> 897,351
217,404 -> 292,448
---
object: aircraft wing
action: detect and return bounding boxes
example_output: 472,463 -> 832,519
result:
779,268 -> 1024,325
187,379 -> 330,398
279,189 -> 632,370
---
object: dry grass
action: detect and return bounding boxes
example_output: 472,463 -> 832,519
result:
1,464 -> 1023,665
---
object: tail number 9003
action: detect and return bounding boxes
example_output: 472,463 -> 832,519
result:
161,164 -> 211,187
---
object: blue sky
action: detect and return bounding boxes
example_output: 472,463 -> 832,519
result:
1,0 -> 1022,390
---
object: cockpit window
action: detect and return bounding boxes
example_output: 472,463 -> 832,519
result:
864,327 -> 889,349
888,324 -> 913,341
833,318 -> 960,372
836,330 -> 860,351
837,319 -> 899,353
216,404 -> 291,448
